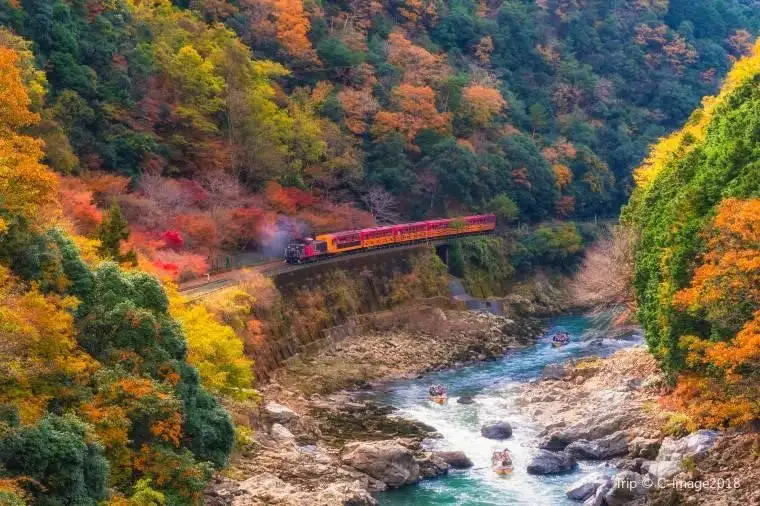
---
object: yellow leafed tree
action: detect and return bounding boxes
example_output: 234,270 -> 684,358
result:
0,47 -> 58,233
168,287 -> 255,400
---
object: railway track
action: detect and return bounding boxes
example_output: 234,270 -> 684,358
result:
176,242 -> 433,300
178,278 -> 235,301
176,219 -> 617,300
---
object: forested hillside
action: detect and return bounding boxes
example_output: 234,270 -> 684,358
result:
624,41 -> 760,429
2,0 -> 760,503
1,0 -> 758,279
0,46 -> 240,504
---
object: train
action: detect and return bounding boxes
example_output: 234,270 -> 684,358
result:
284,214 -> 496,264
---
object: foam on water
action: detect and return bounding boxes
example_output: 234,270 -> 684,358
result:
374,313 -> 641,505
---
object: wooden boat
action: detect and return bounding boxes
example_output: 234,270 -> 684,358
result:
492,450 -> 513,475
430,394 -> 448,405
551,332 -> 571,347
429,384 -> 447,404
493,463 -> 513,475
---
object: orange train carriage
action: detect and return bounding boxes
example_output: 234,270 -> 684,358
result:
284,214 -> 496,264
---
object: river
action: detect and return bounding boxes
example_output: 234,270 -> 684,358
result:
372,313 -> 642,505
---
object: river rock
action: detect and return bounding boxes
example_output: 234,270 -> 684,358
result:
481,421 -> 513,440
457,396 -> 475,405
583,479 -> 613,506
341,441 -> 420,488
527,450 -> 576,475
605,471 -> 647,505
614,457 -> 645,473
270,423 -> 296,443
416,454 -> 450,479
432,451 -> 474,469
656,429 -> 719,461
264,402 -> 298,424
566,472 -> 612,501
628,437 -> 661,459
645,459 -> 683,481
540,414 -> 628,451
566,431 -> 629,460
314,482 -> 377,505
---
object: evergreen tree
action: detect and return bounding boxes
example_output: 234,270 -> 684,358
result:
96,201 -> 135,264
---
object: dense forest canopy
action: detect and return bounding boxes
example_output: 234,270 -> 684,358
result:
1,0 -> 760,503
0,0 -> 757,265
624,40 -> 760,429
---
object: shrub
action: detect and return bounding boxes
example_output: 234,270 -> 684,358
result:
0,414 -> 109,505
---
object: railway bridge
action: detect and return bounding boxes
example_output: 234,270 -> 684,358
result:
177,234 -> 482,301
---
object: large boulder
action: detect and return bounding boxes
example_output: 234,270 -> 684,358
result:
566,431 -> 629,460
270,423 -> 296,444
238,473 -> 294,497
583,479 -> 613,506
432,451 -> 474,469
642,429 -> 719,483
645,459 -> 683,481
656,430 -> 718,462
416,454 -> 450,479
566,472 -> 612,501
341,441 -> 420,488
628,437 -> 661,459
264,402 -> 299,424
527,450 -> 576,475
604,471 -> 647,505
540,414 -> 628,451
481,421 -> 513,440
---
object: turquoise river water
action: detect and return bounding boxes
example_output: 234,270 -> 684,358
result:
372,313 -> 642,506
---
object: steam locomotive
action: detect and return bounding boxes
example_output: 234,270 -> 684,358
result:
284,214 -> 496,264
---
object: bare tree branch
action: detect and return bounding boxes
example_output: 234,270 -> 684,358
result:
362,187 -> 400,225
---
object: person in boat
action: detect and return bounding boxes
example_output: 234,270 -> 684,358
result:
492,448 -> 513,472
429,384 -> 447,397
552,332 -> 570,345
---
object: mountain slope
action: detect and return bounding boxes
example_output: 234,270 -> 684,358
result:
624,41 -> 760,428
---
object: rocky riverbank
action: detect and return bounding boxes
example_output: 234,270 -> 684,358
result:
206,307 -> 545,505
515,347 -> 760,505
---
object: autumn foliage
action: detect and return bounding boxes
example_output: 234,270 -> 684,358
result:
0,50 -> 236,503
373,84 -> 451,147
0,47 -> 57,233
625,43 -> 760,429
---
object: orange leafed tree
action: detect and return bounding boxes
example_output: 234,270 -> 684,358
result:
338,86 -> 379,134
0,47 -> 58,233
372,84 -> 451,147
0,266 -> 96,424
474,36 -> 494,64
674,198 -> 760,332
394,0 -> 437,26
552,163 -> 573,189
462,84 -> 506,127
666,198 -> 760,427
58,177 -> 103,234
271,0 -> 317,60
386,31 -> 449,86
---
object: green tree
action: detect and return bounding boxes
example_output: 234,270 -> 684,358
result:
0,414 -> 109,506
485,194 -> 519,223
75,263 -> 234,468
96,202 -> 135,264
529,103 -> 548,137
